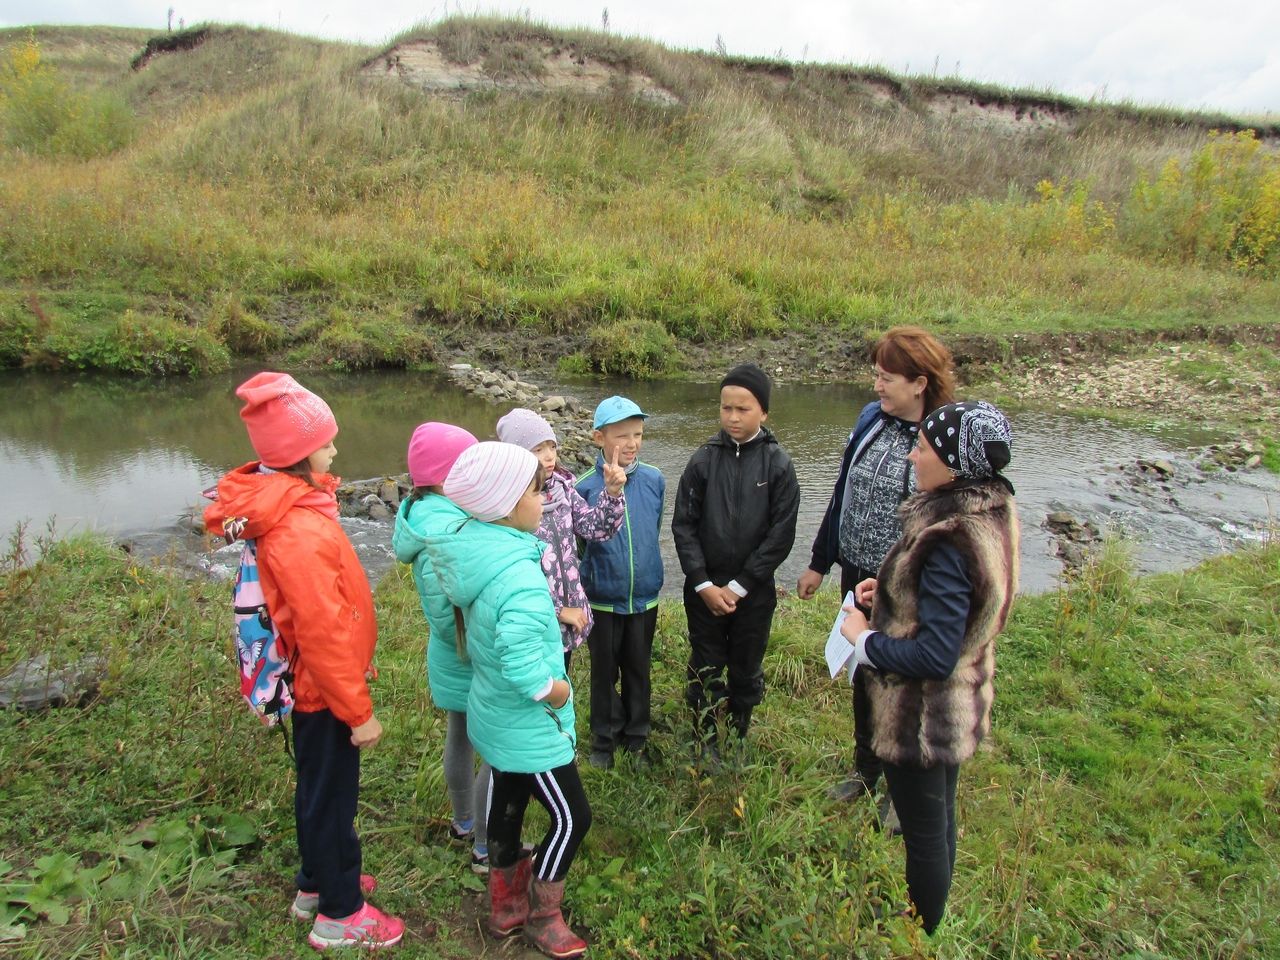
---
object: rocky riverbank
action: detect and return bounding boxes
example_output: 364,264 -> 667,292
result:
336,363 -> 597,520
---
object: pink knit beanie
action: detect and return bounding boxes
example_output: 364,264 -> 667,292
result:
444,442 -> 539,522
496,407 -> 556,451
407,422 -> 478,487
235,372 -> 338,468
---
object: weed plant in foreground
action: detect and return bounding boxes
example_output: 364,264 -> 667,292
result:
0,534 -> 1276,958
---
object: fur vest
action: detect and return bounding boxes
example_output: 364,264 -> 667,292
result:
867,481 -> 1020,768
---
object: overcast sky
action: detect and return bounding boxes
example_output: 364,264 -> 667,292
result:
3,0 -> 1277,114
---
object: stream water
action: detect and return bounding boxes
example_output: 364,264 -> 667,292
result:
2,368 -> 1276,595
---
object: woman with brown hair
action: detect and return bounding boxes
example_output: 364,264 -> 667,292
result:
795,326 -> 955,807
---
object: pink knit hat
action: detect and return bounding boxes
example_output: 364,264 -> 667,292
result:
235,372 -> 338,468
407,422 -> 478,487
444,442 -> 539,522
496,408 -> 556,451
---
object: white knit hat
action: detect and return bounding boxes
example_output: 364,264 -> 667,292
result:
496,407 -> 557,451
444,441 -> 539,522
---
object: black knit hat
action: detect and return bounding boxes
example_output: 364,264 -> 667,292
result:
720,363 -> 772,413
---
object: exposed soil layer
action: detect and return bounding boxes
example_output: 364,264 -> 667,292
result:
130,27 -> 211,70
360,39 -> 681,105
359,35 -> 1280,142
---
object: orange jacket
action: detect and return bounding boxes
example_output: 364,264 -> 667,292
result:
205,463 -> 377,728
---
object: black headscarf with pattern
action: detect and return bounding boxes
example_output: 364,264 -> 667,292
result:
920,400 -> 1015,494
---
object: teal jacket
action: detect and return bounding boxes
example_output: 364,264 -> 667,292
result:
422,517 -> 576,773
392,494 -> 472,713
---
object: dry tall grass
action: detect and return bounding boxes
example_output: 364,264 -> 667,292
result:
1,19 -> 1278,375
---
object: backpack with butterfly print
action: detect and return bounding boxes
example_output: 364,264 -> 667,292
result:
229,530 -> 295,726
200,482 -> 296,732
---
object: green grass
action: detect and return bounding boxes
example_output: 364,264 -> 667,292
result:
1,530 -> 1277,958
1,19 -> 1279,377
1261,438 -> 1280,472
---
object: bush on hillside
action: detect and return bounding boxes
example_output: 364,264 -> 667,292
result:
206,295 -> 287,356
0,292 -> 35,367
289,311 -> 437,371
1123,130 -> 1280,274
0,33 -> 134,158
14,304 -> 229,376
585,317 -> 677,378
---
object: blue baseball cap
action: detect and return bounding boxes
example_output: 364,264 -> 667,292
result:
592,395 -> 649,430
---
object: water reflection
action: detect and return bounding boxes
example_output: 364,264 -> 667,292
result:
1,368 -> 1276,596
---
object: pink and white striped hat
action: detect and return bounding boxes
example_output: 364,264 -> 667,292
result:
444,441 -> 539,522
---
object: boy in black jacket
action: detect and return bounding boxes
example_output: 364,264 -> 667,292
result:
672,363 -> 800,766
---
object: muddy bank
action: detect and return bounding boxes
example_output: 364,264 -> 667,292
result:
436,321 -> 1280,437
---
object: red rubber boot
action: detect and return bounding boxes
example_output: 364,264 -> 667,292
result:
486,855 -> 531,938
524,878 -> 588,959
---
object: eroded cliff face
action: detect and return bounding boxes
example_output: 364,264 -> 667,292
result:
359,39 -> 681,106
355,37 -> 1235,143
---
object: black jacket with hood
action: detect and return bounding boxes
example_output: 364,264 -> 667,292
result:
672,427 -> 800,592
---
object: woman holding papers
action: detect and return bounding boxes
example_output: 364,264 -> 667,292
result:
840,400 -> 1019,935
797,326 -> 956,805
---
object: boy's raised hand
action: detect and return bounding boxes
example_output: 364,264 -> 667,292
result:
602,446 -> 627,496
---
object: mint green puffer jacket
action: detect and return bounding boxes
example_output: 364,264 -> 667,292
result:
423,516 -> 576,773
392,494 -> 472,713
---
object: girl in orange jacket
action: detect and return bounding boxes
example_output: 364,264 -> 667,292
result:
204,372 -> 404,951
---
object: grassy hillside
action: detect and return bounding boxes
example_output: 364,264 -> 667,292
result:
2,19 -> 1280,377
1,535 -> 1276,957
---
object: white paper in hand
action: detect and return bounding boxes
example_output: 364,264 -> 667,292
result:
825,590 -> 859,682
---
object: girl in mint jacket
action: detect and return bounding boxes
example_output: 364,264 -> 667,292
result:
391,422 -> 490,873
431,442 -> 591,959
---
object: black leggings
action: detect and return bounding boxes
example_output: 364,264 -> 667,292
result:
840,563 -> 883,784
882,761 -> 959,934
487,761 -> 592,882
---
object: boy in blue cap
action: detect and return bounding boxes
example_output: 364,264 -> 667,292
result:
576,396 -> 666,769
672,363 -> 799,768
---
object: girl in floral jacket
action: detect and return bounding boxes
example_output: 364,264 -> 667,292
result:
496,408 -> 627,663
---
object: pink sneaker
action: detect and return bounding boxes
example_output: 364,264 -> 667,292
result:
291,874 -> 378,921
308,902 -> 404,950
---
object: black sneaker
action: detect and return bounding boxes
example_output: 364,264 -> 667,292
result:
827,773 -> 873,802
697,740 -> 722,773
876,793 -> 903,836
588,749 -> 614,770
